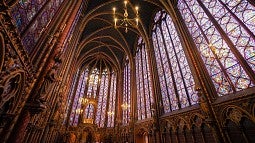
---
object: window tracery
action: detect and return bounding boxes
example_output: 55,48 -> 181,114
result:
136,37 -> 154,120
95,68 -> 109,127
107,72 -> 117,127
122,58 -> 131,124
152,10 -> 198,113
66,66 -> 117,127
178,0 -> 255,96
12,0 -> 64,53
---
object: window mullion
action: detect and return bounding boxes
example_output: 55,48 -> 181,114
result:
248,0 -> 255,7
136,56 -> 142,119
154,29 -> 172,112
163,19 -> 192,106
197,0 -> 255,83
68,70 -> 82,125
94,71 -> 103,124
140,47 -> 148,119
183,0 -> 237,92
143,43 -> 153,118
218,0 -> 255,38
159,25 -> 182,109
105,73 -> 112,127
99,75 -> 106,126
73,71 -> 86,125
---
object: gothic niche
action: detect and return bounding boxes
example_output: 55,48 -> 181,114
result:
0,72 -> 24,132
0,72 -> 24,112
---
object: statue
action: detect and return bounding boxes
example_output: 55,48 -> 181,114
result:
36,56 -> 62,105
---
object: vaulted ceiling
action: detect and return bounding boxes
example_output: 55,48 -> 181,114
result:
76,0 -> 163,70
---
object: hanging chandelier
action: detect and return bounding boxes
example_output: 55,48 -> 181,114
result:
113,0 -> 139,33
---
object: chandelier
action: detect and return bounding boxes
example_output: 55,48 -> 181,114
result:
113,0 -> 139,33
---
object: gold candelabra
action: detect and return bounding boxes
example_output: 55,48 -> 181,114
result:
113,0 -> 139,33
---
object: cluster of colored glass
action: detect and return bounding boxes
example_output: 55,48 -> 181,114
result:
12,0 -> 64,53
69,69 -> 89,126
178,0 -> 255,95
67,67 -> 117,127
107,72 -> 117,127
95,69 -> 109,127
122,58 -> 131,125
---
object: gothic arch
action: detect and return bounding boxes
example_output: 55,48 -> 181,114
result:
221,105 -> 255,126
0,71 -> 25,112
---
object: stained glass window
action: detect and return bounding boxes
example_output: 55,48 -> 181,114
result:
178,0 -> 255,96
136,37 -> 154,120
69,68 -> 89,126
63,70 -> 79,124
95,69 -> 109,128
66,65 -> 117,127
87,68 -> 100,98
152,10 -> 198,113
12,0 -> 48,32
107,72 -> 117,127
12,0 -> 65,54
122,58 -> 131,125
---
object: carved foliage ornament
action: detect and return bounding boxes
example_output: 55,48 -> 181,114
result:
228,109 -> 242,124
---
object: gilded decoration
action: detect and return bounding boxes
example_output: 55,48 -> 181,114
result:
134,119 -> 153,135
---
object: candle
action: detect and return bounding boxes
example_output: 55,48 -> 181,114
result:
113,7 -> 116,15
124,1 -> 127,7
135,6 -> 139,15
114,18 -> 117,27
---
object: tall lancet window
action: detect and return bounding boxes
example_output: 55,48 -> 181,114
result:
64,69 -> 79,124
152,11 -> 198,113
67,61 -> 117,127
87,68 -> 100,98
69,68 -> 89,126
95,68 -> 109,127
107,72 -> 117,127
178,0 -> 255,96
122,58 -> 131,125
11,0 -> 65,53
136,37 -> 154,120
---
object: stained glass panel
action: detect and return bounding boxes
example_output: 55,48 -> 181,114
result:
123,59 -> 131,125
136,37 -> 154,120
152,10 -> 198,113
95,69 -> 109,128
107,72 -> 117,127
69,68 -> 89,126
12,0 -> 64,53
178,0 -> 254,96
